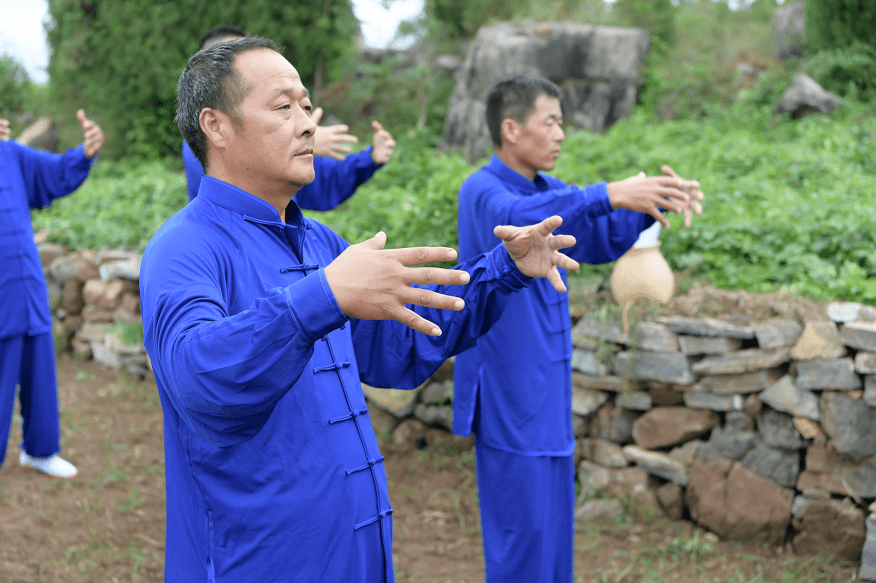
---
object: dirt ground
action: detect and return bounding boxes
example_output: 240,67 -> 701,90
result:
0,284 -> 862,582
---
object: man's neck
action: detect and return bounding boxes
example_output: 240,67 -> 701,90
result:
207,168 -> 296,222
495,149 -> 537,182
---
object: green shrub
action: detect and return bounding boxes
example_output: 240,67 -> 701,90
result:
804,42 -> 876,100
805,0 -> 876,54
0,53 -> 31,119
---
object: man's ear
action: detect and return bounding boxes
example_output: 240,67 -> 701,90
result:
500,118 -> 519,147
200,107 -> 230,150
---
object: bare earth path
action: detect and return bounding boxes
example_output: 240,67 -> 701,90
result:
0,355 -> 859,582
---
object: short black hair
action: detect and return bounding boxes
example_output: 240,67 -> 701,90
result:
486,75 -> 561,148
176,36 -> 280,170
199,25 -> 249,51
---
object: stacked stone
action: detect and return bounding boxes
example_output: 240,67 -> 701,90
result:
570,304 -> 876,575
39,241 -> 147,377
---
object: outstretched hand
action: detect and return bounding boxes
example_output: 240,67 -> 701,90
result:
494,215 -> 579,293
324,233 -> 470,337
661,165 -> 704,228
312,107 -> 358,160
0,118 -> 9,141
606,170 -> 699,228
370,121 -> 395,165
77,110 -> 104,158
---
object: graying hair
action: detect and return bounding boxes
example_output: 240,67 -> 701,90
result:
176,36 -> 280,169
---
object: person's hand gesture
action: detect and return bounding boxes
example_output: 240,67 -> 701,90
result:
324,234 -> 468,337
494,215 -> 579,293
77,110 -> 104,158
370,121 -> 395,165
661,165 -> 704,228
311,106 -> 358,160
0,118 -> 9,141
606,171 -> 699,228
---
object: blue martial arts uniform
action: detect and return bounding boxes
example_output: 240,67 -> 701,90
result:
140,175 -> 533,582
183,139 -> 382,208
0,140 -> 96,465
453,155 -> 654,582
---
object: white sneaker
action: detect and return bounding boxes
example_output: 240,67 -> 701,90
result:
19,451 -> 78,480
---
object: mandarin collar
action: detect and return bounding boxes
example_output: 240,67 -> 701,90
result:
198,175 -> 304,226
485,155 -> 549,192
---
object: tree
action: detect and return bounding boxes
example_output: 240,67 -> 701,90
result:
45,0 -> 358,160
0,54 -> 31,119
805,0 -> 876,52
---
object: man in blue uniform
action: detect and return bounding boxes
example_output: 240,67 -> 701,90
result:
183,25 -> 396,207
0,110 -> 105,480
453,75 -> 704,582
141,37 -> 580,582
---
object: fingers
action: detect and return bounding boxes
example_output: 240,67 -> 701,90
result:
546,268 -> 567,293
372,120 -> 384,133
384,246 -> 460,268
549,233 -> 576,252
311,106 -> 324,125
76,109 -> 88,126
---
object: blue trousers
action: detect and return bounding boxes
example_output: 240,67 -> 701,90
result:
0,333 -> 61,465
475,438 -> 575,583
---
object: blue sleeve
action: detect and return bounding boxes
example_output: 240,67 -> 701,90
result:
293,147 -> 382,211
460,171 -> 654,265
140,228 -> 347,448
351,245 -> 531,389
11,141 -> 95,209
182,140 -> 203,202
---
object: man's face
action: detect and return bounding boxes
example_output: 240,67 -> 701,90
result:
223,48 -> 316,191
512,94 -> 565,177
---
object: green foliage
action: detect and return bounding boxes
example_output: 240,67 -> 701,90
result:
45,0 -> 358,160
804,42 -> 876,100
0,53 -> 31,118
805,0 -> 876,53
425,0 -> 524,37
613,0 -> 676,55
31,159 -> 187,251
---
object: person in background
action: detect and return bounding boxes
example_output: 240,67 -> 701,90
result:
182,25 -> 395,209
141,36 -> 581,581
453,74 -> 704,583
0,110 -> 105,480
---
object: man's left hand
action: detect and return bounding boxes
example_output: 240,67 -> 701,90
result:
661,165 -> 704,228
494,216 -> 579,293
370,121 -> 395,165
0,118 -> 9,141
77,110 -> 104,158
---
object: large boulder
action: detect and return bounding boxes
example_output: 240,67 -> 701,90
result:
776,73 -> 843,118
773,1 -> 805,61
17,116 -> 59,153
442,21 -> 650,163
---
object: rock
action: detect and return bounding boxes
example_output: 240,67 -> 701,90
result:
49,252 -> 99,286
76,322 -> 111,344
792,498 -> 865,562
690,348 -> 790,375
38,242 -> 68,269
575,499 -> 625,523
433,53 -> 462,73
861,513 -> 876,581
754,319 -> 803,349
576,438 -> 627,468
17,116 -> 58,152
571,349 -> 611,376
796,358 -> 861,390
741,441 -> 800,488
790,321 -> 847,360
773,1 -> 805,61
685,458 -> 793,545
841,321 -> 876,352
866,376 -> 876,407
632,407 -> 719,450
61,279 -> 84,315
759,408 -> 807,450
572,314 -> 629,345
105,328 -> 145,356
655,482 -> 684,520
797,443 -> 876,498
572,372 -> 644,393
90,342 -> 122,369
113,306 -> 142,326
443,21 -> 650,163
616,390 -> 652,411
589,404 -> 636,444
820,391 -> 876,461
759,375 -> 820,420
81,305 -> 114,323
571,387 -> 609,417
660,316 -> 755,339
622,444 -> 689,485
99,257 -> 141,281
420,380 -> 453,405
413,403 -> 453,432
613,351 -> 695,384
678,335 -> 743,355
683,391 -> 743,412
362,384 -> 421,418
694,368 -> 784,394
392,418 -> 427,447
829,301 -> 867,323
429,357 -> 454,383
634,322 -> 679,352
648,383 -> 685,405
700,423 -> 756,461
856,353 -> 876,374
777,72 -> 844,118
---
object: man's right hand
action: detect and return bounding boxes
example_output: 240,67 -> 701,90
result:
606,172 -> 699,228
0,118 -> 9,141
311,107 -> 358,160
324,233 -> 469,337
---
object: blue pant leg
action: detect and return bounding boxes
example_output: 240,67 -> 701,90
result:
0,335 -> 25,466
18,333 -> 61,458
475,439 -> 575,583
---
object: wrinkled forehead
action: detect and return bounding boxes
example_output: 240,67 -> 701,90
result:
234,48 -> 307,98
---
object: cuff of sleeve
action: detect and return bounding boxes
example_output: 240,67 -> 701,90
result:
591,182 -> 613,216
283,267 -> 348,343
360,145 -> 383,169
73,143 -> 98,167
492,245 -> 532,291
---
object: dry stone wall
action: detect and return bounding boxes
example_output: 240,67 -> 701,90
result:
38,242 -> 876,577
